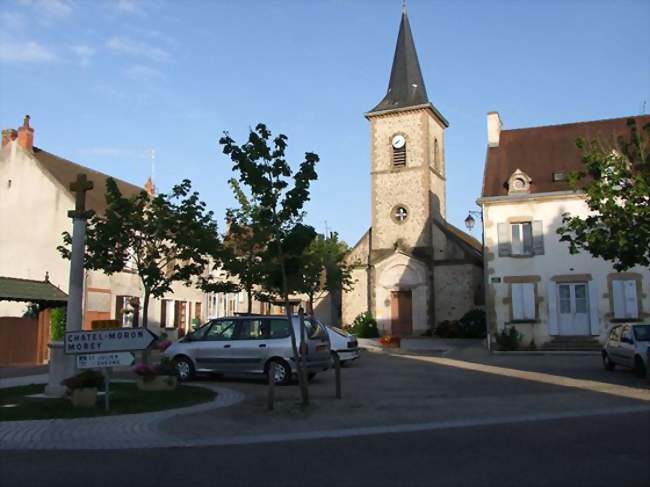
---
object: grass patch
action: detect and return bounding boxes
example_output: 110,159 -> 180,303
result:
0,382 -> 216,421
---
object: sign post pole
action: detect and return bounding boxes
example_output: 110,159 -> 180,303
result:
104,367 -> 111,412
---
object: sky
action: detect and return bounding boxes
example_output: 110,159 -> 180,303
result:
1,0 -> 649,246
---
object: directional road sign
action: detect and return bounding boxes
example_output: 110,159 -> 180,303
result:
77,352 -> 136,369
64,328 -> 157,355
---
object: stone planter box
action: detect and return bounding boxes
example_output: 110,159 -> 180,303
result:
69,387 -> 98,408
136,375 -> 178,392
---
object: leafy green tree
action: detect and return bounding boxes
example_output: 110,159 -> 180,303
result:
59,178 -> 220,330
301,232 -> 355,318
214,179 -> 269,313
219,123 -> 319,405
557,119 -> 650,271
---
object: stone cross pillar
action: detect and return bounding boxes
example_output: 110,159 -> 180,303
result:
45,173 -> 94,396
65,174 -> 94,332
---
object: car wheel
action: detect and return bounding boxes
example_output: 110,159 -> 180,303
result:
602,352 -> 616,371
173,356 -> 194,382
266,359 -> 291,386
634,356 -> 647,378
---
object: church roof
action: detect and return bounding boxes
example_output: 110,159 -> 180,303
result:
481,115 -> 650,198
32,147 -> 144,215
369,9 -> 447,126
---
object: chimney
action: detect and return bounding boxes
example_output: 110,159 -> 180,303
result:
487,111 -> 502,148
17,115 -> 34,151
144,177 -> 156,196
2,128 -> 17,148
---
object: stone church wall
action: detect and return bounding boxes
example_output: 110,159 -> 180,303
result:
342,267 -> 368,326
434,263 -> 482,324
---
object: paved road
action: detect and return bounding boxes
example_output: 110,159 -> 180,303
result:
1,410 -> 648,487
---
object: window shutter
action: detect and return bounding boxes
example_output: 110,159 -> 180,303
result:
512,284 -> 524,320
623,280 -> 638,318
532,221 -> 544,255
547,282 -> 558,335
161,300 -> 167,327
588,280 -> 600,335
497,223 -> 511,257
523,283 -> 535,320
612,280 -> 625,319
523,225 -> 533,255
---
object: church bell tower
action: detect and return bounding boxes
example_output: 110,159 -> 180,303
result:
366,7 -> 448,256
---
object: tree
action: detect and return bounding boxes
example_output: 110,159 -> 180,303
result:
214,179 -> 269,314
59,178 -> 220,330
557,119 -> 650,271
219,123 -> 319,406
301,232 -> 355,318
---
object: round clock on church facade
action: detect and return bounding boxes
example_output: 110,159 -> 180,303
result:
391,134 -> 406,149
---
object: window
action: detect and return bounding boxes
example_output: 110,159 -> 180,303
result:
497,221 -> 544,257
511,222 -> 533,256
620,325 -> 633,344
305,319 -> 326,339
238,319 -> 266,340
633,324 -> 650,342
552,171 -> 567,182
434,138 -> 441,171
204,320 -> 236,341
612,280 -> 638,319
391,205 -> 409,224
511,283 -> 535,321
268,319 -> 290,339
608,325 -> 621,341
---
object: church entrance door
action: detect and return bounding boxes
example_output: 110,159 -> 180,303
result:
391,290 -> 413,336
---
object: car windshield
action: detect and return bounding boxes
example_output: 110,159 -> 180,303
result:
331,327 -> 350,337
186,322 -> 211,341
633,324 -> 650,342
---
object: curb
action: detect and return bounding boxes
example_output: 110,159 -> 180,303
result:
492,351 -> 600,356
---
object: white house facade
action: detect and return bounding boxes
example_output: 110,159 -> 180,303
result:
480,113 -> 650,349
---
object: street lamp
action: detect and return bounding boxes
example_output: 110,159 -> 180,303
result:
465,209 -> 490,351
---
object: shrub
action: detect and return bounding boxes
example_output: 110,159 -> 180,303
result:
435,320 -> 461,338
351,312 -> 380,338
458,309 -> 487,338
494,326 -> 523,351
50,307 -> 66,341
61,370 -> 104,390
379,335 -> 401,346
134,358 -> 176,381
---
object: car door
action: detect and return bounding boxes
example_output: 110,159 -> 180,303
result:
606,325 -> 622,364
227,318 -> 270,374
618,325 -> 636,368
194,319 -> 238,373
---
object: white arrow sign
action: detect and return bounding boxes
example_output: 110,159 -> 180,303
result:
77,352 -> 136,369
64,328 -> 157,355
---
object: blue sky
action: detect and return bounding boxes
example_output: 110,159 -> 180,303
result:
1,0 -> 649,246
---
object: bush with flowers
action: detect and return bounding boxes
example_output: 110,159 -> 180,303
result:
379,335 -> 401,348
133,357 -> 176,383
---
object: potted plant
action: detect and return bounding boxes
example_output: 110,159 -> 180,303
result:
134,358 -> 178,392
61,370 -> 104,408
379,335 -> 401,348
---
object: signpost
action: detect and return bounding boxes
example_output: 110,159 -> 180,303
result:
64,328 -> 157,355
76,352 -> 135,369
65,328 -> 157,412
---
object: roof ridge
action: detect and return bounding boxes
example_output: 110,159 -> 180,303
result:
33,146 -> 144,192
502,114 -> 650,133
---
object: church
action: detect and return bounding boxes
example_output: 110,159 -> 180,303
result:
342,9 -> 484,335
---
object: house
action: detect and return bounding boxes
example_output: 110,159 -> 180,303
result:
479,112 -> 650,349
0,116 -> 204,336
341,9 -> 484,334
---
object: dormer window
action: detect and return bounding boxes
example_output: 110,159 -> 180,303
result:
507,169 -> 532,194
391,134 -> 406,166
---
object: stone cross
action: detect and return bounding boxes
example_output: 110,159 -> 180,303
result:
395,207 -> 408,222
68,173 -> 94,219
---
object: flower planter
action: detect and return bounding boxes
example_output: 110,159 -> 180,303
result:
69,387 -> 98,408
136,375 -> 178,392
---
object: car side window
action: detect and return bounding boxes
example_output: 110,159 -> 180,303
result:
609,326 -> 621,341
237,319 -> 266,340
620,326 -> 633,344
305,319 -> 326,339
267,319 -> 290,339
204,320 -> 237,341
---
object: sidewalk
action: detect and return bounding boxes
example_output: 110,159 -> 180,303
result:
358,337 -> 483,354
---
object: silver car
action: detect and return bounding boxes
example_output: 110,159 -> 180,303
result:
164,315 -> 331,385
602,323 -> 649,378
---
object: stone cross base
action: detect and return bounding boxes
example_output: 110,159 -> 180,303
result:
44,341 -> 76,397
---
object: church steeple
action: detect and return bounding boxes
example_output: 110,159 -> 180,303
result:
370,9 -> 429,113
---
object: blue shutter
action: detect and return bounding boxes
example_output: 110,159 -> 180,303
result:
532,221 -> 544,255
497,223 -> 511,257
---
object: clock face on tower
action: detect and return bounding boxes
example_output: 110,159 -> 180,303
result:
391,134 -> 406,149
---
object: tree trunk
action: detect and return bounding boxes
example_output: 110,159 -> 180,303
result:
276,238 -> 309,406
141,288 -> 151,365
247,286 -> 253,314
